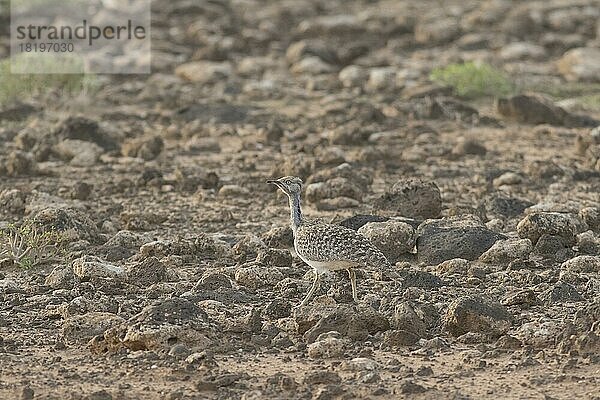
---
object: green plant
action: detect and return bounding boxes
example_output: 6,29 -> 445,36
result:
0,57 -> 99,105
430,61 -> 515,99
0,221 -> 66,268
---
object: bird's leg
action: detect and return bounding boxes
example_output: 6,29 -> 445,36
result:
301,270 -> 320,306
348,268 -> 358,303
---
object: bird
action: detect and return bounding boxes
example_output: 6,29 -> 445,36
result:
267,176 -> 390,306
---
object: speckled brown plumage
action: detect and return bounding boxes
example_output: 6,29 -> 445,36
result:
294,219 -> 390,268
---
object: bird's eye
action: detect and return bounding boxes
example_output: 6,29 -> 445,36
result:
286,180 -> 291,185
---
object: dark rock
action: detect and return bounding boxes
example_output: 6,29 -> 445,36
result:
235,265 -> 284,289
543,282 -> 584,304
399,270 -> 443,288
21,386 -> 34,400
307,163 -> 372,193
232,234 -> 267,262
71,182 -> 93,200
30,206 -> 101,243
0,102 -> 37,121
295,304 -> 389,343
562,255 -> 600,273
263,299 -> 292,320
495,335 -> 523,350
452,138 -> 487,156
54,116 -> 117,150
45,266 -> 75,289
339,215 -> 390,230
375,178 -> 442,219
195,272 -> 232,291
286,40 -> 338,65
303,370 -> 341,385
497,95 -> 597,127
414,97 -> 479,122
444,295 -> 512,337
417,216 -> 505,265
138,168 -> 163,186
533,234 -> 572,260
127,257 -> 168,287
399,380 -> 428,394
415,16 -> 460,45
382,330 -> 420,346
175,169 -> 220,191
178,103 -> 253,124
86,390 -> 113,400
486,195 -> 534,218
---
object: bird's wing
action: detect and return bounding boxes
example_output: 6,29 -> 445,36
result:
296,221 -> 390,268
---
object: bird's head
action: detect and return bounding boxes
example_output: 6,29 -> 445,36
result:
267,176 -> 303,197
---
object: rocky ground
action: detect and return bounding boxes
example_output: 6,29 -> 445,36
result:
1,0 -> 600,399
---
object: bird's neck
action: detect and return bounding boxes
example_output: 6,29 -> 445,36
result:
288,192 -> 302,231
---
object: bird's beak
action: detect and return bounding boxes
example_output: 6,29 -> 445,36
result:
267,179 -> 280,188
267,179 -> 285,191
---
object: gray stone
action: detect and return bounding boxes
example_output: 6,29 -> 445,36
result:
382,330 -> 420,346
121,135 -> 164,160
61,312 -> 125,344
98,298 -> 212,352
0,189 -> 26,214
339,215 -> 390,231
517,212 -> 579,246
479,238 -> 533,264
72,256 -> 125,279
195,272 -> 232,291
30,206 -> 100,243
415,17 -> 460,45
561,255 -> 600,273
53,116 -> 117,150
235,265 -> 284,289
358,221 -> 415,262
54,139 -> 103,166
127,257 -> 168,287
5,150 -> 36,176
391,301 -> 438,338
305,177 -> 363,203
417,216 -> 505,265
444,296 -> 512,337
261,226 -> 294,249
579,207 -> 600,232
307,332 -> 348,359
375,178 -> 442,219
338,65 -> 368,87
497,95 -> 597,127
543,282 -> 584,304
557,47 -> 600,82
175,61 -> 233,83
256,248 -> 292,268
294,304 -> 389,343
45,266 -> 75,289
